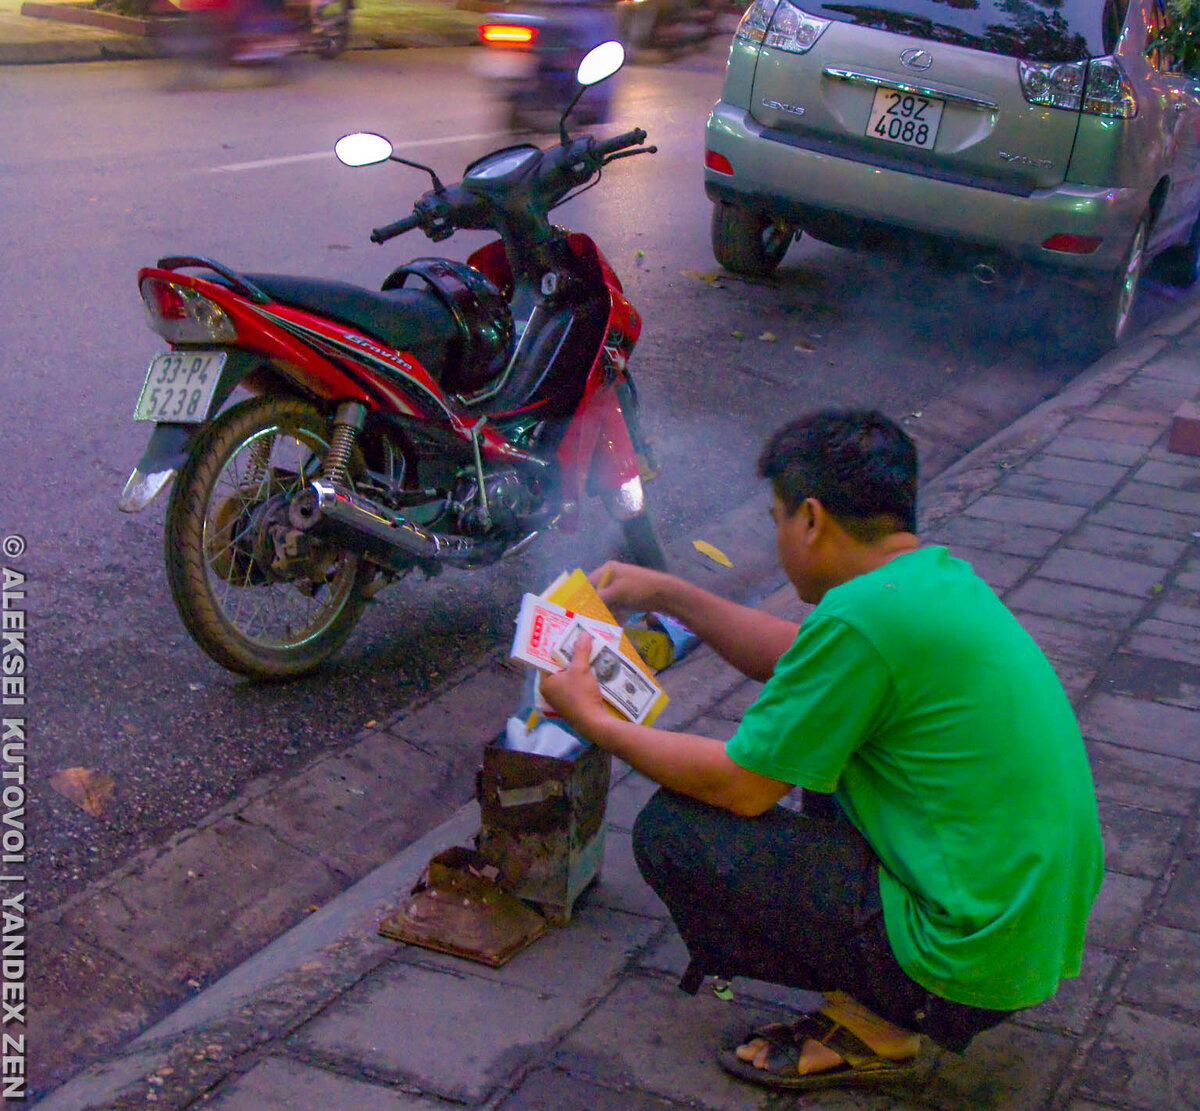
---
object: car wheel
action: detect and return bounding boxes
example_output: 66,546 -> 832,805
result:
711,203 -> 798,278
1153,205 -> 1200,288
1086,216 -> 1147,355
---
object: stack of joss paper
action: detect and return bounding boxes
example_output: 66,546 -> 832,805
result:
510,569 -> 669,726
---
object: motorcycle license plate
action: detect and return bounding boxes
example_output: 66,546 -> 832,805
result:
865,86 -> 943,150
134,351 -> 226,423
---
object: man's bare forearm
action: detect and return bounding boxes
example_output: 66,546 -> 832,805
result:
580,712 -> 789,817
646,577 -> 797,682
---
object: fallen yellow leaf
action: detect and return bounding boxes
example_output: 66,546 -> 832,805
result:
758,332 -> 777,342
679,269 -> 720,283
50,767 -> 116,816
692,540 -> 733,568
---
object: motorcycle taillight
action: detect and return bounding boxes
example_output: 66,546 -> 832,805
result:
479,23 -> 536,44
140,276 -> 238,344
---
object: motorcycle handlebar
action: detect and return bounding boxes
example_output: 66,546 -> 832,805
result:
593,128 -> 648,161
370,212 -> 423,244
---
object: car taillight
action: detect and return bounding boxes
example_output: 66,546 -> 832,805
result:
1019,56 -> 1136,118
705,149 -> 734,174
1083,57 -> 1137,118
479,23 -> 536,44
140,277 -> 237,344
736,0 -> 829,54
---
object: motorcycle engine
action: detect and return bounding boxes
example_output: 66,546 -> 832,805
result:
454,469 -> 540,537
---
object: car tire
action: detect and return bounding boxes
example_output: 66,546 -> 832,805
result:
1085,216 -> 1147,355
711,203 -> 798,278
1153,205 -> 1200,288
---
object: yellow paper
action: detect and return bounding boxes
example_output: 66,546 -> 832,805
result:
692,539 -> 733,568
540,569 -> 669,726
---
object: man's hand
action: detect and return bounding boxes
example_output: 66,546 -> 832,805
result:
588,560 -> 673,619
539,630 -> 606,733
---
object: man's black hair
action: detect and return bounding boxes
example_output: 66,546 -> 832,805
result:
757,410 -> 918,538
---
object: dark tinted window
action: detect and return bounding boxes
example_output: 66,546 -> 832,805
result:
803,0 -> 1130,62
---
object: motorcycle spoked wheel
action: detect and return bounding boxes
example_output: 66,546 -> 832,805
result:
164,395 -> 374,681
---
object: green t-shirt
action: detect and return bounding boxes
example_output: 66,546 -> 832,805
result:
725,546 -> 1103,1011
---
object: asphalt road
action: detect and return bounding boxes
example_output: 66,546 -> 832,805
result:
1,42 -> 1189,916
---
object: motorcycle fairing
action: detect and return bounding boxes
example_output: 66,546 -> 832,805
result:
139,266 -> 545,470
143,264 -> 464,416
549,306 -> 642,522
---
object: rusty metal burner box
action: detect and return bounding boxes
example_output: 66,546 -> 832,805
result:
475,722 -> 610,925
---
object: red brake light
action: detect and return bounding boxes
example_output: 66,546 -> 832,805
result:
1042,234 -> 1103,255
139,275 -> 237,343
705,149 -> 734,175
480,23 -> 536,44
144,276 -> 190,320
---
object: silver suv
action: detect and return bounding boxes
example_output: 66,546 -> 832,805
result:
704,0 -> 1200,349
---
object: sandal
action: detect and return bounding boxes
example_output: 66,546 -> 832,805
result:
717,1012 -> 920,1092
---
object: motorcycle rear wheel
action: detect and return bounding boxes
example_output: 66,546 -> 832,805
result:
164,395 -> 373,681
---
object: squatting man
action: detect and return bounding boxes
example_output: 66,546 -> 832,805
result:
540,409 -> 1103,1093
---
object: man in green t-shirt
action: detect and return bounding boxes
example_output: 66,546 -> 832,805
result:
540,409 -> 1103,1093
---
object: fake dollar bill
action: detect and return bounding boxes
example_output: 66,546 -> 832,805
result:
588,643 -> 660,723
510,585 -> 668,725
550,618 -> 661,723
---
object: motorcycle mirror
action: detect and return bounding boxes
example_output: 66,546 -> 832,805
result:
560,40 -> 626,143
575,39 -> 625,86
335,133 -> 394,167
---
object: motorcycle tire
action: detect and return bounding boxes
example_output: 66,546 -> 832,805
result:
621,511 -> 669,571
164,395 -> 374,681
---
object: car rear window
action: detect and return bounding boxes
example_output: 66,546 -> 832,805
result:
802,0 -> 1128,62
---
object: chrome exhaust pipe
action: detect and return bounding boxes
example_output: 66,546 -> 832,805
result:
972,261 -> 999,286
289,479 -> 500,571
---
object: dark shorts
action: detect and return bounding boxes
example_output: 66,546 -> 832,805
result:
631,788 -> 1013,1053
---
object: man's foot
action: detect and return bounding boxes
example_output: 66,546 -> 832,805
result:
718,994 -> 920,1092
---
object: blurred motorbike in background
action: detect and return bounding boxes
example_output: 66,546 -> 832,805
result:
475,0 -> 618,133
159,0 -> 352,85
616,0 -> 727,53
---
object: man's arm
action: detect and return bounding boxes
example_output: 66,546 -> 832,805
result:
539,631 -> 793,816
592,562 -> 798,682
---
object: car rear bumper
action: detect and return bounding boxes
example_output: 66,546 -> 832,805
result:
705,103 -> 1146,274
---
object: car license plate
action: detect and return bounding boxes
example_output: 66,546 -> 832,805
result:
134,351 -> 226,423
472,50 -> 536,79
866,86 -> 943,150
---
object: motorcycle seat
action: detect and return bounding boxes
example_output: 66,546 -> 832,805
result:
244,273 -> 459,383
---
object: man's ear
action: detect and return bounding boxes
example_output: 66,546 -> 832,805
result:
800,496 -> 823,536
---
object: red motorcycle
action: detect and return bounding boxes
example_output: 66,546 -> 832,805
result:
120,43 -> 664,682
